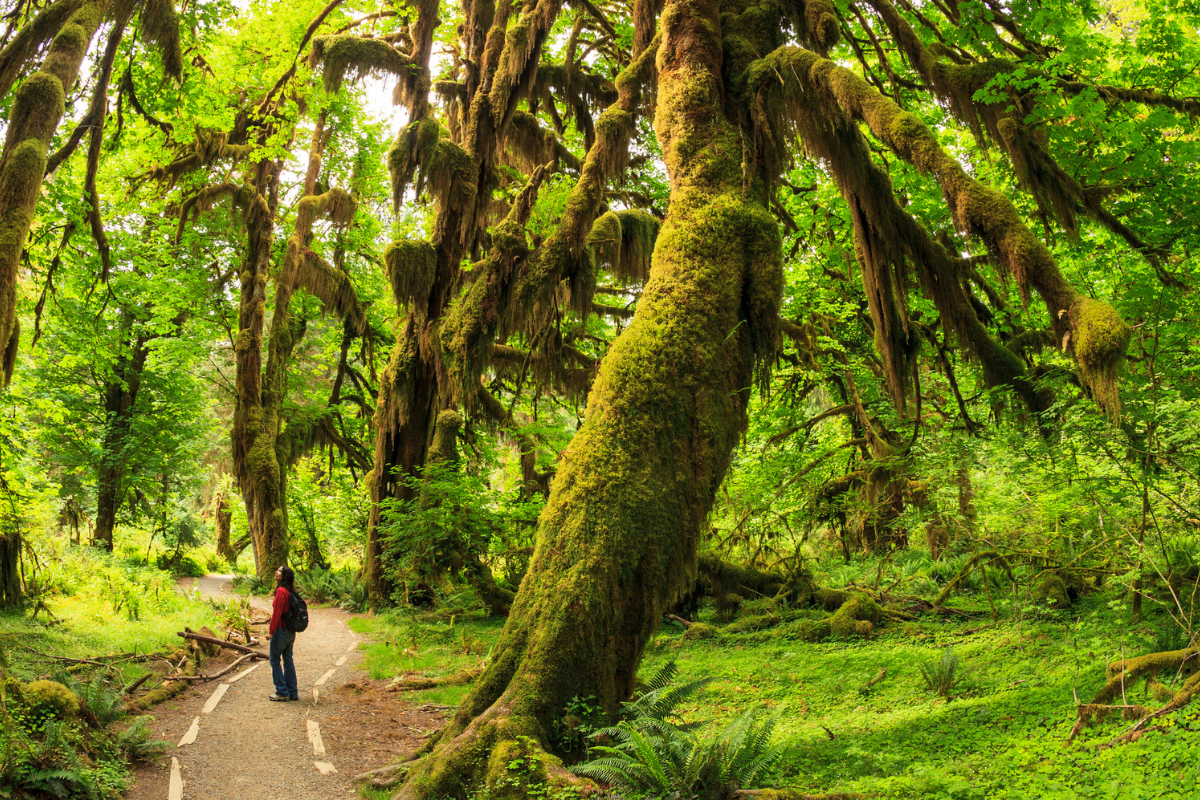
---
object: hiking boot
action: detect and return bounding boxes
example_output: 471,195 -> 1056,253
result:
268,693 -> 290,702
288,696 -> 300,701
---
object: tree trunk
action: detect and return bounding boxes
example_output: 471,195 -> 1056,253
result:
233,116 -> 356,580
0,0 -> 107,382
214,490 -> 234,563
93,318 -> 150,551
0,528 -> 21,608
232,160 -> 284,579
395,0 -> 781,791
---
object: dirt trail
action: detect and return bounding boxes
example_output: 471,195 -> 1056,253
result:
122,576 -> 445,800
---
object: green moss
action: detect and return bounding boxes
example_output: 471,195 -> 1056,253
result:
682,622 -> 717,641
1033,574 -> 1069,609
1069,297 -> 1131,416
812,587 -> 850,611
829,593 -> 882,639
384,239 -> 437,312
21,679 -> 80,719
309,34 -> 412,94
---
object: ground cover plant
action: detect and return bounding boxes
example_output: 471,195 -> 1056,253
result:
0,0 -> 1198,797
0,545 -> 222,797
351,564 -> 1199,799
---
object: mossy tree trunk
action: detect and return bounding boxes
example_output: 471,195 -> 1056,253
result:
93,313 -> 152,551
214,489 -> 234,563
232,160 -> 284,579
233,116 -> 360,580
395,0 -> 782,792
0,0 -> 108,382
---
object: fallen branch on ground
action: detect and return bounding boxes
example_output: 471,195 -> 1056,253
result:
164,651 -> 263,681
178,629 -> 266,658
386,667 -> 483,692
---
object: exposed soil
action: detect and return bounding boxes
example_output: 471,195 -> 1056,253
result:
122,576 -> 447,800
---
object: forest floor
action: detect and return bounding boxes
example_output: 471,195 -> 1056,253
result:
110,577 -> 1200,800
346,593 -> 1200,800
120,576 -> 447,800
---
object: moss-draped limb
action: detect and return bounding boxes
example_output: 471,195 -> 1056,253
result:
139,0 -> 184,80
1069,647 -> 1200,741
751,60 -> 1035,408
0,0 -> 107,382
755,45 -> 1129,414
860,0 -> 1180,280
308,34 -> 413,95
0,0 -> 84,104
440,37 -> 659,401
394,0 -> 782,793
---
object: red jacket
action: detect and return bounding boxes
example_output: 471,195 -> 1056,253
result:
269,586 -> 291,635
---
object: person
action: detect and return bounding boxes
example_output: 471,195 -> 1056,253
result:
268,565 -> 299,701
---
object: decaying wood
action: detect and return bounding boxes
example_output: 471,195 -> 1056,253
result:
386,667 -> 483,692
178,628 -> 266,658
164,651 -> 263,682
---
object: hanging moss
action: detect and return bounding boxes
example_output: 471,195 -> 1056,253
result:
139,0 -> 183,80
309,34 -> 413,94
1069,297 -> 1131,417
384,239 -> 438,314
751,44 -> 1126,413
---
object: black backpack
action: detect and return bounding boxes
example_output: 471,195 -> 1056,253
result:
284,589 -> 309,633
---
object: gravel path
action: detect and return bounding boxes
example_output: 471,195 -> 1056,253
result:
122,576 -> 444,800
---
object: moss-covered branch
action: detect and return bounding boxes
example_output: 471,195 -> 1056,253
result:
753,45 -> 1130,415
0,0 -> 107,383
309,33 -> 413,95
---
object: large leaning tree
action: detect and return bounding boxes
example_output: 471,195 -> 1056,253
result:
302,0 -> 1197,794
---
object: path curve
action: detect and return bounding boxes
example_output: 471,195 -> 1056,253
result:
123,576 -> 438,800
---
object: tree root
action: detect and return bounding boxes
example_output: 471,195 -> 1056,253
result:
394,702 -> 589,800
386,666 -> 484,692
1069,647 -> 1200,741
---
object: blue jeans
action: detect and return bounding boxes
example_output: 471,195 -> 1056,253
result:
269,629 -> 297,698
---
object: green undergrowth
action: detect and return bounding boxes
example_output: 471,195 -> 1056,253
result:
349,609 -> 505,707
641,594 -> 1197,799
2,547 -> 222,681
355,588 -> 1200,799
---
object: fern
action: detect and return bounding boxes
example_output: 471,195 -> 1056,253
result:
572,663 -> 783,799
115,715 -> 170,761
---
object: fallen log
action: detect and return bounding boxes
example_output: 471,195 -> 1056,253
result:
386,667 -> 483,692
178,629 -> 266,658
125,654 -> 197,713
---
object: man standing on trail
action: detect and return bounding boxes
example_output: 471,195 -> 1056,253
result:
268,565 -> 299,701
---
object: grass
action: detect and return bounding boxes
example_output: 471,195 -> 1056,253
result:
348,610 -> 505,707
347,590 -> 1200,799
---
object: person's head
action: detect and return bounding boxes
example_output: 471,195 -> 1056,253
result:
275,565 -> 294,589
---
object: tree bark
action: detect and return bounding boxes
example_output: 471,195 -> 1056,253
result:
93,315 -> 151,551
395,0 -> 781,792
0,0 -> 108,382
214,489 -> 234,562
